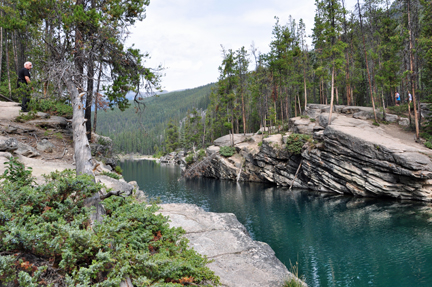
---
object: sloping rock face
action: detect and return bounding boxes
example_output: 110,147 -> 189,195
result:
158,204 -> 304,287
302,116 -> 432,200
192,104 -> 432,201
201,134 -> 308,188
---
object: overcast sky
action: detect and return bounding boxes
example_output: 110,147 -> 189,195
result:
127,0 -> 359,92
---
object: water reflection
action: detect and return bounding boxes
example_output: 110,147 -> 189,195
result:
121,160 -> 432,287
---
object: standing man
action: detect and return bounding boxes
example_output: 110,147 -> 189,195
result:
17,62 -> 32,112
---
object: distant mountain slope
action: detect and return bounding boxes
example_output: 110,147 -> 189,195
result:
95,83 -> 214,154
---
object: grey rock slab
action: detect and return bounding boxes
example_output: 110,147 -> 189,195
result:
37,139 -> 56,153
0,102 -> 21,120
214,134 -> 254,146
27,116 -> 68,129
158,204 -> 302,287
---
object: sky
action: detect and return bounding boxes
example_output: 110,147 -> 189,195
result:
127,0 -> 359,92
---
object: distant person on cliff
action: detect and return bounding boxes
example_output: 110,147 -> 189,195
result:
17,62 -> 32,112
395,91 -> 400,106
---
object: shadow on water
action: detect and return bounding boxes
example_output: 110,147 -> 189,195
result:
121,160 -> 432,287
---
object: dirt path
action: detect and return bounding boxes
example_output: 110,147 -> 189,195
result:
379,121 -> 432,155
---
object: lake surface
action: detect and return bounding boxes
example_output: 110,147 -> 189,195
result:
120,160 -> 432,287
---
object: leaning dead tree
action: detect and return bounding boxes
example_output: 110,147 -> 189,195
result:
183,153 -> 218,179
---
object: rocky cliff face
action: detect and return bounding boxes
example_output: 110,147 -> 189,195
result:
193,104 -> 432,201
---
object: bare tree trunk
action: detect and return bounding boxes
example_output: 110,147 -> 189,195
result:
241,91 -> 246,135
297,94 -> 302,116
85,59 -> 94,141
93,61 -> 102,133
335,86 -> 339,104
5,31 -> 12,99
0,14 -> 3,82
63,72 -> 94,176
303,67 -> 307,110
294,94 -> 297,117
12,31 -> 18,72
328,66 -> 335,125
381,89 -> 386,120
407,0 -> 419,139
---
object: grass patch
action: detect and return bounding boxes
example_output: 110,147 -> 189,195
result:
15,110 -> 37,123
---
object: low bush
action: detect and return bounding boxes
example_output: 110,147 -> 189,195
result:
219,146 -> 236,157
114,165 -> 123,174
101,171 -> 122,180
286,134 -> 312,155
1,157 -> 34,186
387,103 -> 413,117
29,98 -> 73,118
0,168 -> 219,286
185,154 -> 194,164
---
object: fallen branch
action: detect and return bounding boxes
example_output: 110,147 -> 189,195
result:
289,160 -> 303,191
45,148 -> 68,160
0,93 -> 16,102
100,190 -> 126,200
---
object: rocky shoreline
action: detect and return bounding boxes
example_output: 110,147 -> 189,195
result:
187,104 -> 432,202
0,101 -> 299,286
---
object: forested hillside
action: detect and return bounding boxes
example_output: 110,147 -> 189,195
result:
96,83 -> 214,154
162,0 -> 432,154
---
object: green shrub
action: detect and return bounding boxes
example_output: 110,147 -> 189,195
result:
388,103 -> 413,117
258,141 -> 263,147
425,141 -> 432,149
29,98 -> 73,118
114,165 -> 123,174
101,171 -> 121,180
1,157 -> 34,186
372,121 -> 380,126
286,134 -> 312,155
0,169 -> 219,286
219,146 -> 236,157
185,154 -> 194,164
300,115 -> 309,119
197,149 -> 206,161
310,118 -> 316,122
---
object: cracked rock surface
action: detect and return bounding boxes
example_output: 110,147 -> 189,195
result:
158,203 -> 304,287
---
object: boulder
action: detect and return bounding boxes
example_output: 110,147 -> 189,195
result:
0,137 -> 19,152
398,118 -> 410,126
353,110 -> 375,120
37,139 -> 55,153
15,142 -> 40,158
385,114 -> 399,123
318,113 -> 338,128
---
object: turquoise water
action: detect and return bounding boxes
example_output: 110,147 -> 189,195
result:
120,160 -> 432,287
